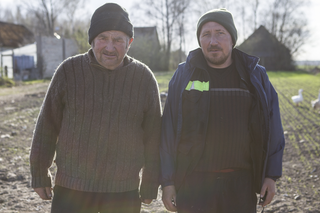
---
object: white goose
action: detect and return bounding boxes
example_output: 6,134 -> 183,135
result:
291,89 -> 303,106
311,89 -> 320,111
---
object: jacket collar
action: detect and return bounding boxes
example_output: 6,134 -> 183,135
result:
187,48 -> 208,71
186,47 -> 260,91
232,48 -> 260,75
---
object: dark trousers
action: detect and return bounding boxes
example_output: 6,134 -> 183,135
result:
51,185 -> 141,213
176,170 -> 257,213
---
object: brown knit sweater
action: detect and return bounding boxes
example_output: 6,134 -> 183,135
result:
30,49 -> 162,199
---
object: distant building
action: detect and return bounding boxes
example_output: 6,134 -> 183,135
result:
1,23 -> 161,79
237,25 -> 294,71
0,21 -> 34,49
128,26 -> 161,71
0,22 -> 78,79
36,35 -> 78,78
0,21 -> 35,78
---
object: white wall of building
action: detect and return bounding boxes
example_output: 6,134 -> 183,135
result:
0,43 -> 36,78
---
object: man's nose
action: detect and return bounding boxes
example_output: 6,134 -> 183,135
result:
209,35 -> 218,45
105,41 -> 115,51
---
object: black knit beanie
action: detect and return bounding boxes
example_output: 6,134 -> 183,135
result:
88,3 -> 133,44
196,8 -> 237,47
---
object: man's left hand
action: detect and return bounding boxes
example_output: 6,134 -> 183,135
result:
259,177 -> 276,207
141,199 -> 153,204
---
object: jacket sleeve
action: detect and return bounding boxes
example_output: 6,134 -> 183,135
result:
260,69 -> 285,179
29,64 -> 66,188
139,71 -> 162,199
160,67 -> 184,187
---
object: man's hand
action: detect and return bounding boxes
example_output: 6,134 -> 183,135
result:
141,199 -> 153,204
33,187 -> 52,200
162,185 -> 177,212
259,177 -> 276,207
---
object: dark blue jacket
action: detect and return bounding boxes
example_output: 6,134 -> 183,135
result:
160,48 -> 285,192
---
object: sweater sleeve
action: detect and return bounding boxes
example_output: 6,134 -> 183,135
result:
30,64 -> 66,188
139,71 -> 162,199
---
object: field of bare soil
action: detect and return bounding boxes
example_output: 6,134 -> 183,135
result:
0,71 -> 320,213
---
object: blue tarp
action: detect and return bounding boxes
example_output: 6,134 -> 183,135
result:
13,55 -> 35,70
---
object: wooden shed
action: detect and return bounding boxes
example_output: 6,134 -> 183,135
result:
128,26 -> 161,70
237,25 -> 294,71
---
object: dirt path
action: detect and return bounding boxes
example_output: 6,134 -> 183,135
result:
0,82 -> 319,212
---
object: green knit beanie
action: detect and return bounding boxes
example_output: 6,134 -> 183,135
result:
196,8 -> 237,47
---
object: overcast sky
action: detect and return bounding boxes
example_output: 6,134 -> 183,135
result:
1,0 -> 319,61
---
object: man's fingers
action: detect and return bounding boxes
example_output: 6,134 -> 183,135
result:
260,177 -> 276,207
260,185 -> 267,198
162,185 -> 177,212
142,199 -> 153,204
45,187 -> 53,199
262,189 -> 275,207
34,187 -> 52,200
163,198 -> 177,212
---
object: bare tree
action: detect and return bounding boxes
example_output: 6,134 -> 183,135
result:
262,0 -> 309,56
236,0 -> 260,41
20,0 -> 82,36
252,0 -> 260,31
0,7 -> 15,23
192,0 -> 231,17
64,0 -> 85,35
176,12 -> 185,62
193,0 -> 308,57
133,0 -> 190,70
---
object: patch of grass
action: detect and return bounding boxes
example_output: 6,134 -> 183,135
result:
267,70 -> 315,78
154,71 -> 175,92
0,77 -> 15,88
268,71 -> 320,177
23,78 -> 51,85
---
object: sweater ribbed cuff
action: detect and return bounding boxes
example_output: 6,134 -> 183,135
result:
31,172 -> 52,188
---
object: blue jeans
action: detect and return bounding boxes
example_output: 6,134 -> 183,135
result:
51,185 -> 141,213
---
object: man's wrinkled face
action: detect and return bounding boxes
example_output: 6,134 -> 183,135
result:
199,22 -> 233,68
91,30 -> 133,70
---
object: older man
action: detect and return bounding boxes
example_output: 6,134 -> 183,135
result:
160,8 -> 284,213
30,3 -> 161,213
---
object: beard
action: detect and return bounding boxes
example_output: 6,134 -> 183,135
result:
205,53 -> 229,66
203,45 -> 232,67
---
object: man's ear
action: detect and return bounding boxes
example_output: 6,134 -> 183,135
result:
129,37 -> 134,46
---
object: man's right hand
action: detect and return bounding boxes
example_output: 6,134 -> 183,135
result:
33,187 -> 52,200
162,185 -> 177,212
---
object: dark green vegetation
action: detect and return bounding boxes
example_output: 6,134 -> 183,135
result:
0,77 -> 15,88
268,72 -> 320,169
